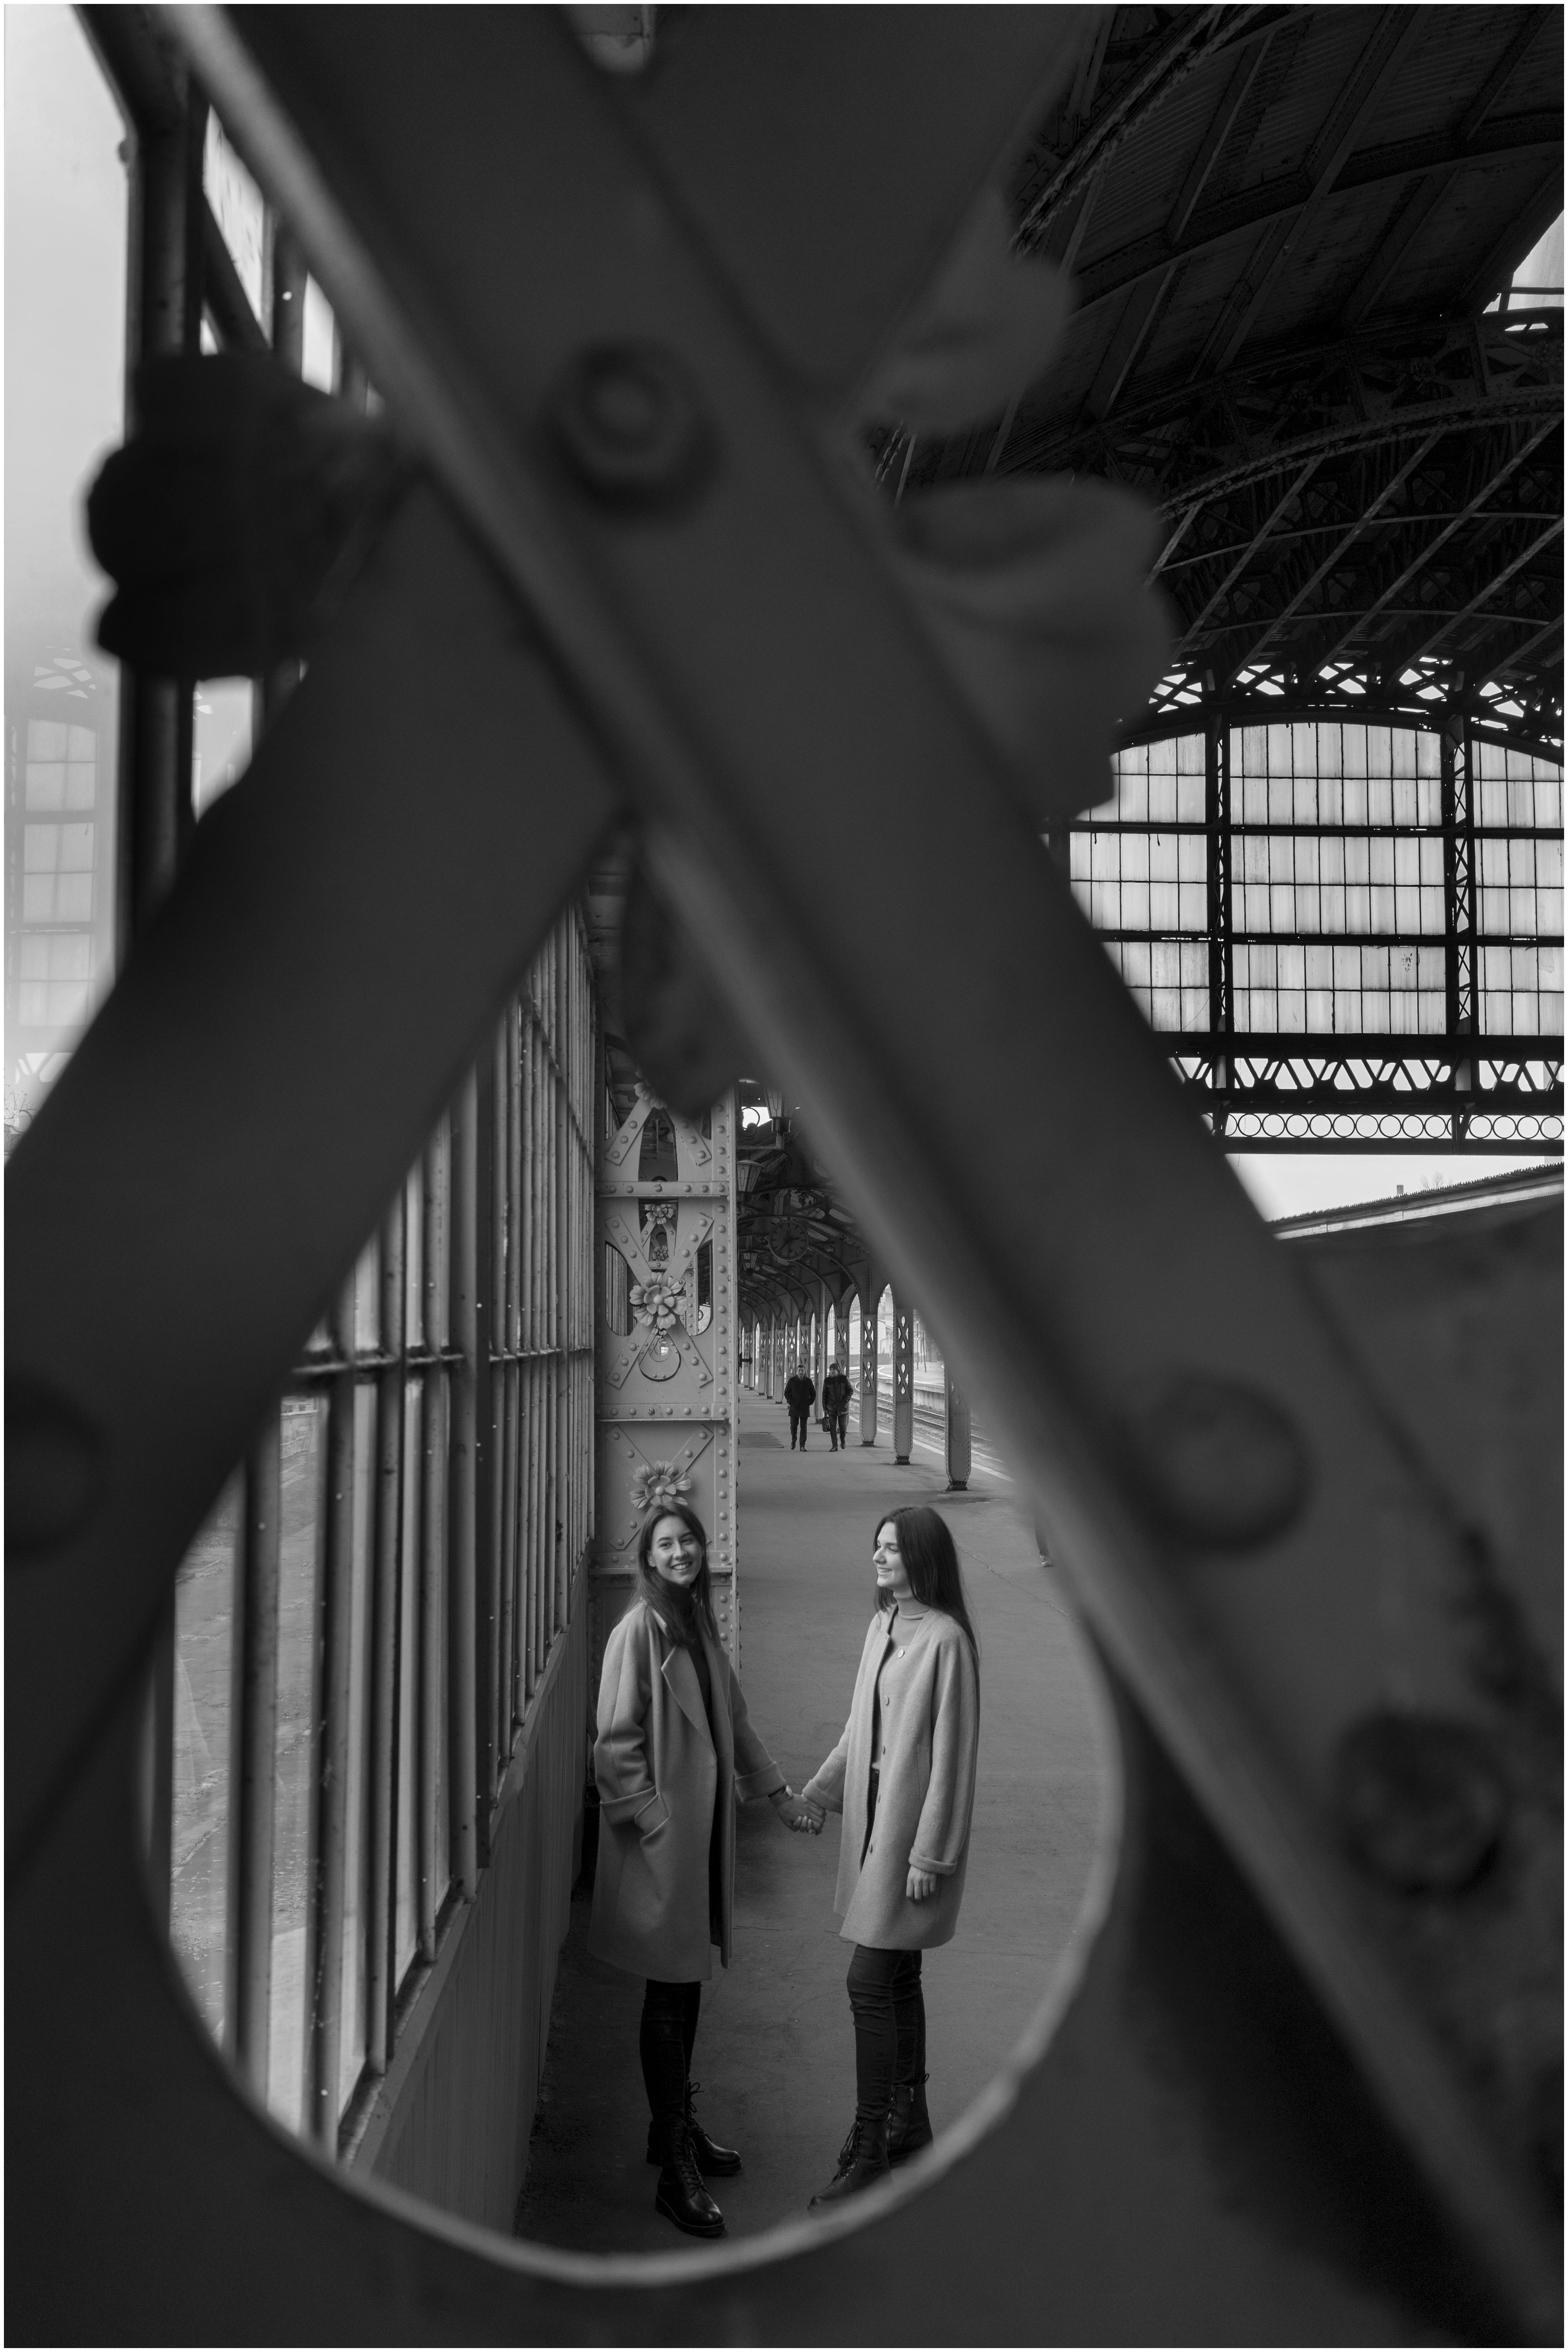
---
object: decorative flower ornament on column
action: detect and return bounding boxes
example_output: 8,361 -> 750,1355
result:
630,1460 -> 694,1514
629,1272 -> 683,1332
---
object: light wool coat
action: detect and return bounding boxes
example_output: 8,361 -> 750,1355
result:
803,1600 -> 979,1951
590,1597 -> 784,1982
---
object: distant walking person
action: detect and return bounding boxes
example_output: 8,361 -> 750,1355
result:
799,1506 -> 980,2208
591,1504 -> 820,2238
784,1363 -> 817,1450
821,1360 -> 854,1450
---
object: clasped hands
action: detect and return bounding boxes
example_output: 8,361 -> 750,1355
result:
768,1789 -> 936,1897
769,1786 -> 825,1836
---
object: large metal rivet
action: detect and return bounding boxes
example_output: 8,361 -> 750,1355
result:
1336,1712 -> 1507,1893
6,1376 -> 107,1558
548,342 -> 715,513
1126,1372 -> 1308,1547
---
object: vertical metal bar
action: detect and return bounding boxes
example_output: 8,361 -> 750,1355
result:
117,69 -> 206,1922
536,1008 -> 549,1670
498,1005 -> 522,1752
260,219 -> 309,728
528,1009 -> 543,1695
519,1014 -> 533,1708
364,1196 -> 405,2076
450,1075 -> 481,1899
1446,717 -> 1479,1146
417,1130 -> 446,1959
512,1000 -> 526,1735
517,1000 -> 528,1728
860,1290 -> 878,1444
115,74 -> 205,952
307,1316 -> 355,2147
554,1007 -> 568,1640
487,1021 -> 508,1801
1206,703 -> 1233,1135
230,1411 -> 281,2104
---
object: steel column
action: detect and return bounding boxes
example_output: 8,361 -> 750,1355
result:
892,1296 -> 914,1466
860,1283 -> 879,1445
945,1366 -> 972,1491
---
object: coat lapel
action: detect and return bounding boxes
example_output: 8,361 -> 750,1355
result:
698,1626 -> 733,1768
661,1640 -> 713,1748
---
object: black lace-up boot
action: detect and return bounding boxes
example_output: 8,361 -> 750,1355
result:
646,2081 -> 741,2174
808,2112 -> 891,2208
887,2074 -> 933,2165
655,2118 -> 727,2238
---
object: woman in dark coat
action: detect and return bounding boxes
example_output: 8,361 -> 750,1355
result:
800,1504 -> 980,2206
591,1501 -> 820,2237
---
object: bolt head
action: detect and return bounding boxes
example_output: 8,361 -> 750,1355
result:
1336,1712 -> 1507,1893
549,342 -> 714,513
1127,1372 -> 1309,1548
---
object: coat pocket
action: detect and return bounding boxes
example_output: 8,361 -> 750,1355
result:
635,1791 -> 671,1837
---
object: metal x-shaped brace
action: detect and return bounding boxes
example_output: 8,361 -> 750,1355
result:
7,8 -> 1557,2341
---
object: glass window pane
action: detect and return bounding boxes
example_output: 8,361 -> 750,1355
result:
171,1476 -> 242,2043
204,112 -> 265,320
338,1382 -> 377,2115
5,8 -> 125,1125
269,1395 -> 328,2132
395,1374 -> 423,1987
194,682 -> 253,813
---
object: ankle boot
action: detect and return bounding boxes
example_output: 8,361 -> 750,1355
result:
808,2112 -> 891,2208
887,2074 -> 933,2165
654,2120 -> 727,2238
645,2081 -> 741,2175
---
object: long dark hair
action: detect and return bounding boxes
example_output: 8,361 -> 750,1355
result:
635,1501 -> 718,1649
874,1505 -> 980,1663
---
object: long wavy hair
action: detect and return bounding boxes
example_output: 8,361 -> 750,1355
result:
635,1501 -> 718,1649
874,1504 -> 980,1663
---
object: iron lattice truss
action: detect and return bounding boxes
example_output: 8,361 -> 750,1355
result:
735,1092 -> 872,1322
877,1 -> 1563,1156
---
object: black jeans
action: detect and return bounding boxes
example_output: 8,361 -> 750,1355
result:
846,1945 -> 926,2126
640,1978 -> 701,2134
788,1409 -> 809,1448
827,1407 -> 848,1448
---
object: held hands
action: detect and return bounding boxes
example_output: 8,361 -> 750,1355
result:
770,1785 -> 824,1835
907,1866 -> 940,1902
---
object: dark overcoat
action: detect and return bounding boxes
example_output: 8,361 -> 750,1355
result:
590,1597 -> 784,1982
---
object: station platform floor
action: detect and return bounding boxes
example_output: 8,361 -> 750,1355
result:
515,1386 -> 1113,2251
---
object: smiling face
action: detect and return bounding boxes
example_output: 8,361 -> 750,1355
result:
649,1513 -> 703,1588
873,1519 -> 913,1602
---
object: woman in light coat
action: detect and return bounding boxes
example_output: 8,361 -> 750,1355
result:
591,1501 -> 819,2238
800,1504 -> 980,2206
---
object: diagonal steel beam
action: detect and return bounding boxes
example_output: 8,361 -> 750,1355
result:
1174,457 -> 1320,654
1404,517 -> 1565,664
7,487 -> 622,1859
1317,415 -> 1560,664
1229,427 -> 1445,671
1016,5 -> 1270,249
1071,111 -> 1563,323
1191,6 -> 1432,381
